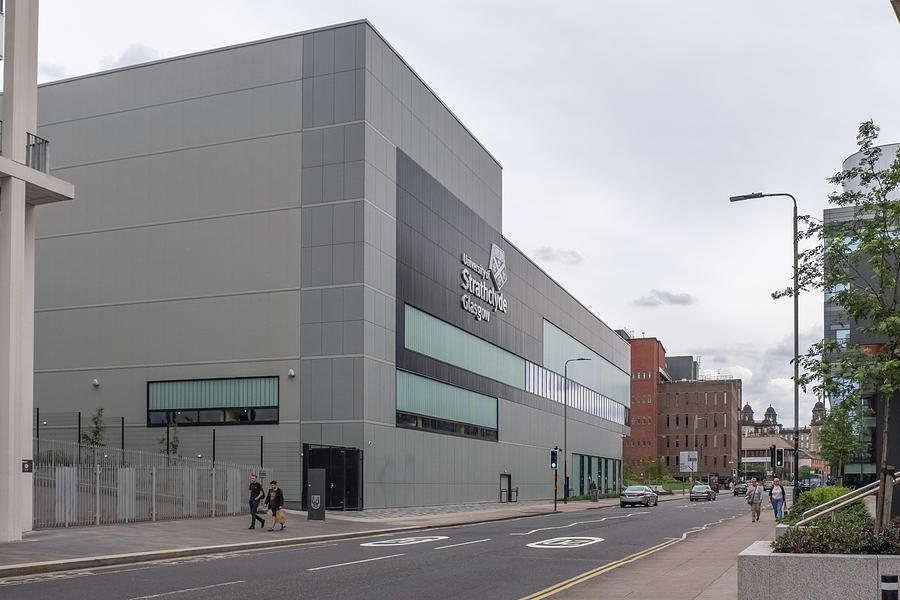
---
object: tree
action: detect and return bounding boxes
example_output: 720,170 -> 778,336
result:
789,121 -> 900,530
80,407 -> 105,447
158,419 -> 180,456
798,466 -> 812,481
818,398 -> 869,487
641,458 -> 666,484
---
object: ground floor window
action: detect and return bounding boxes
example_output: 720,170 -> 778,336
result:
572,453 -> 620,496
147,376 -> 279,426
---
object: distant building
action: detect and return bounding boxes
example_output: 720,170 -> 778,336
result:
666,356 -> 699,381
620,337 -> 670,472
741,404 -> 782,436
657,378 -> 742,481
740,435 -> 795,480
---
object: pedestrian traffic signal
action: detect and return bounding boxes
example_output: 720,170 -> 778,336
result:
550,449 -> 558,470
775,448 -> 784,467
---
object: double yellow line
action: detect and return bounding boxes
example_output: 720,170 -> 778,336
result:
518,537 -> 682,600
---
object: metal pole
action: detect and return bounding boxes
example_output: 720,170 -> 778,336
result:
77,411 -> 82,464
564,363 -> 568,504
260,436 -> 264,468
212,429 -> 216,464
793,198 -> 800,503
95,464 -> 101,525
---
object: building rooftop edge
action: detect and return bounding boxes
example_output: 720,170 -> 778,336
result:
36,19 -> 503,170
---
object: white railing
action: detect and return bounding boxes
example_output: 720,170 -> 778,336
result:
33,439 -> 267,528
794,476 -> 900,527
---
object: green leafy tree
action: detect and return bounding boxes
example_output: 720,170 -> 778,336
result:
641,458 -> 667,485
818,398 -> 869,486
80,407 -> 105,447
799,466 -> 813,480
787,121 -> 900,530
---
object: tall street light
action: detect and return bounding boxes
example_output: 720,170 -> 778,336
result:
730,191 -> 800,502
564,357 -> 591,504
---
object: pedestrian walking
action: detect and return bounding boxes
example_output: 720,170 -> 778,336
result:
747,478 -> 764,522
769,477 -> 786,521
248,473 -> 266,530
265,480 -> 285,531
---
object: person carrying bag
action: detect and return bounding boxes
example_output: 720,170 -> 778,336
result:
264,480 -> 286,531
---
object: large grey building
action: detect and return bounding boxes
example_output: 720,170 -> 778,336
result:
31,21 -> 630,508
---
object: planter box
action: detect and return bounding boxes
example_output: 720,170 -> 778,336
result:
738,540 -> 900,600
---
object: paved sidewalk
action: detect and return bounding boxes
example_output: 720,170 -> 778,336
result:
0,492 -> 772,600
559,505 -> 777,599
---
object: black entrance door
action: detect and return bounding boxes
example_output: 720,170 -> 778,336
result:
303,445 -> 363,510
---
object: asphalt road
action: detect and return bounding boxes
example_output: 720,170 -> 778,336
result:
0,494 -> 752,600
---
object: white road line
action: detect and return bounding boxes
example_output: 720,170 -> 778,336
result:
307,553 -> 405,571
128,580 -> 244,599
510,512 -> 650,536
434,538 -> 491,550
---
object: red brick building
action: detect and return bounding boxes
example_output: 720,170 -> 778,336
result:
623,337 -> 669,472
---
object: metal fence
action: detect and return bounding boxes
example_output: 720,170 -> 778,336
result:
34,409 -> 301,499
33,439 -> 268,529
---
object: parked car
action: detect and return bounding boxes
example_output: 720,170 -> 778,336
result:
689,484 -> 717,501
733,483 -> 748,496
620,485 -> 659,507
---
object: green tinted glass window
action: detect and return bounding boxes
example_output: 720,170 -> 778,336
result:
405,305 -> 524,389
148,377 -> 278,410
397,371 -> 497,429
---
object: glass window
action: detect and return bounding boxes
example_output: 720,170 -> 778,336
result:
836,329 -> 850,347
397,370 -> 497,429
405,305 -> 525,388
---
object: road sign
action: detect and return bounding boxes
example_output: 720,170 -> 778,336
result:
679,451 -> 698,473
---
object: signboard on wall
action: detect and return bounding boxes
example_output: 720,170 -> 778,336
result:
679,451 -> 698,473
459,244 -> 509,322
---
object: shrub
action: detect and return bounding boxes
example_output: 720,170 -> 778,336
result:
772,517 -> 900,554
781,486 -> 869,526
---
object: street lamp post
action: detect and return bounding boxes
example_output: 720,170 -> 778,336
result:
730,191 -> 800,502
564,357 -> 591,504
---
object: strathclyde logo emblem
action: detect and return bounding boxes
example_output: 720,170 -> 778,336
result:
489,243 -> 508,291
311,495 -> 321,510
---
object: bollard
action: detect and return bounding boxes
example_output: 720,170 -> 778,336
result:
882,575 -> 898,600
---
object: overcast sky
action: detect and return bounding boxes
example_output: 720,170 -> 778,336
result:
35,1 -> 900,426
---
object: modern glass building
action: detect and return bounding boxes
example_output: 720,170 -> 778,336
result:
31,21 -> 630,507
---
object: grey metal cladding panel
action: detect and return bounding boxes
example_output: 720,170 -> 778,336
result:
44,81 -> 302,169
36,210 -> 300,309
35,290 -> 299,370
38,36 -> 303,124
38,133 -> 301,238
396,150 -> 624,370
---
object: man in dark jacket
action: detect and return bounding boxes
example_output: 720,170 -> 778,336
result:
248,474 -> 265,530
265,480 -> 285,531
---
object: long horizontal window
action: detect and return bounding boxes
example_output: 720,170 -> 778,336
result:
147,377 -> 278,427
405,304 -> 524,388
403,304 -> 628,426
397,370 -> 497,429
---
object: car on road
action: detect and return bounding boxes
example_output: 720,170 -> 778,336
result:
689,484 -> 717,502
733,483 -> 748,496
620,485 -> 659,507
763,480 -> 774,491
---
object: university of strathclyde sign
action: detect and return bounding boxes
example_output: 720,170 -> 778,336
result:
460,244 -> 509,322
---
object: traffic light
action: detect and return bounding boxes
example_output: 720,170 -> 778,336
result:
769,445 -> 776,469
775,448 -> 784,468
550,449 -> 558,469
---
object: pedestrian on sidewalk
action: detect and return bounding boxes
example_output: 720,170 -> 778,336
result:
265,480 -> 285,531
747,478 -> 764,522
769,477 -> 786,521
248,473 -> 266,530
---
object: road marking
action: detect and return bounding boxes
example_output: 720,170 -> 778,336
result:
526,537 -> 603,549
434,538 -> 491,550
517,539 -> 681,600
128,580 -> 244,599
360,535 -> 449,547
307,553 -> 405,571
510,512 -> 649,536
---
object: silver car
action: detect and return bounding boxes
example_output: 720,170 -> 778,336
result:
690,484 -> 717,501
620,485 -> 659,507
